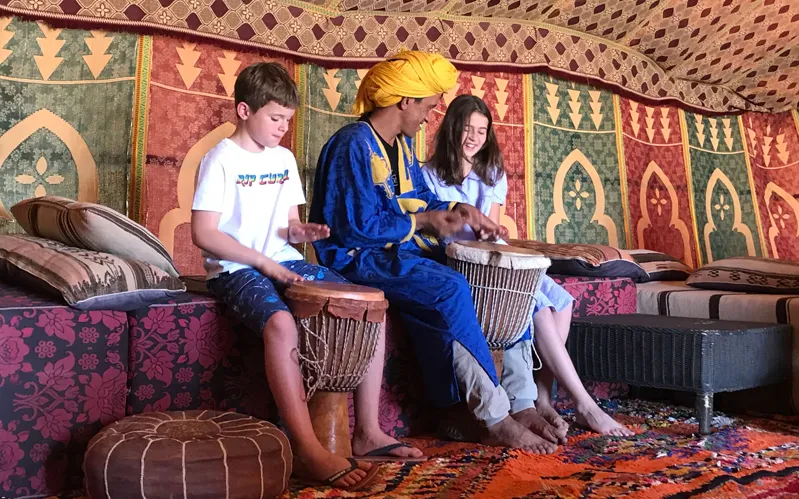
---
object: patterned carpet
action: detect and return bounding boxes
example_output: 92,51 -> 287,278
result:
283,399 -> 799,499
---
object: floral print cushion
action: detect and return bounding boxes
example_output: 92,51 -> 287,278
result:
0,282 -> 128,497
553,275 -> 638,317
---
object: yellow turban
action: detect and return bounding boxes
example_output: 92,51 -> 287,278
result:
353,51 -> 458,115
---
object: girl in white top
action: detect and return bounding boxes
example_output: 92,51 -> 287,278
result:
424,95 -> 633,438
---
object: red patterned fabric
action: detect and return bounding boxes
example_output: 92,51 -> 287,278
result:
126,293 -> 277,421
743,111 -> 799,261
553,275 -> 638,318
138,36 -> 295,275
424,71 -> 529,238
0,283 -> 128,497
619,99 -> 699,269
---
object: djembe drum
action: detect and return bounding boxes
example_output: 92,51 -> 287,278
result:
284,281 -> 388,457
446,240 -> 550,374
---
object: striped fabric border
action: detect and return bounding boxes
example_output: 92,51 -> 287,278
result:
129,34 -> 153,225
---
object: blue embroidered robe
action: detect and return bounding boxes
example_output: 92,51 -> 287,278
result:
310,121 -> 499,407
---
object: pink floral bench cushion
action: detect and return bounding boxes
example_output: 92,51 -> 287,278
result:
552,275 -> 637,317
0,282 -> 128,497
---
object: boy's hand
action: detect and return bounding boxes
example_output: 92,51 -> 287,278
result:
288,222 -> 331,243
257,258 -> 304,285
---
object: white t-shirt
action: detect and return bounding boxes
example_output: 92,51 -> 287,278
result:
192,138 -> 305,279
422,167 -> 508,241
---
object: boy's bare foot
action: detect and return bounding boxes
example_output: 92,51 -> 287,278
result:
534,402 -> 570,443
482,415 -> 557,454
512,407 -> 566,444
352,428 -> 425,461
575,403 -> 635,437
294,445 -> 375,489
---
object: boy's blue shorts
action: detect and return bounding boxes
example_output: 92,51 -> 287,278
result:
207,260 -> 348,336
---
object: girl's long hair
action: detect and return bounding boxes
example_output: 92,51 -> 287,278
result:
426,94 -> 504,187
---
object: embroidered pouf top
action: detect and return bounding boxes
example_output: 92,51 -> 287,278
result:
83,410 -> 292,499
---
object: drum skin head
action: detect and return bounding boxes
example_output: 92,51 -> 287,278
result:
287,281 -> 385,302
451,240 -> 544,257
446,240 -> 551,270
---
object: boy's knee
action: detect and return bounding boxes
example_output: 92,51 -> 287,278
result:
263,311 -> 297,340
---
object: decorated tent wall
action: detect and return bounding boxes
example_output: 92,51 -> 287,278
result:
1,17 -> 798,276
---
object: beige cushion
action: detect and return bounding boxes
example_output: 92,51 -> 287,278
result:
507,240 -> 648,281
0,235 -> 185,310
686,256 -> 799,294
11,196 -> 179,277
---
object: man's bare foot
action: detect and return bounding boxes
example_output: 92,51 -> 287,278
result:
511,407 -> 566,444
535,402 -> 569,443
352,427 -> 425,461
294,445 -> 374,488
575,403 -> 635,437
482,415 -> 557,454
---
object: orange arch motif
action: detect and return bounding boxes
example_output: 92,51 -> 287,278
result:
546,149 -> 618,246
703,168 -> 756,262
637,161 -> 693,268
763,181 -> 799,259
0,109 -> 99,218
158,122 -> 236,255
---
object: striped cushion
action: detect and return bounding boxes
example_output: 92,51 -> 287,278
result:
628,249 -> 692,282
687,257 -> 799,294
10,196 -> 179,277
507,240 -> 648,281
0,235 -> 185,310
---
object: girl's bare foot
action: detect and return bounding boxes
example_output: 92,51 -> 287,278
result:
575,403 -> 634,437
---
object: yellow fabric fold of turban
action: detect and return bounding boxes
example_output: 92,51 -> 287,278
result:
353,51 -> 458,115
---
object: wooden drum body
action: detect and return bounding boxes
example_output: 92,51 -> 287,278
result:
446,241 -> 551,373
284,281 -> 388,457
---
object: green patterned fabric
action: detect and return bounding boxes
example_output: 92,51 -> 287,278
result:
529,74 -> 626,246
0,19 -> 137,234
296,65 -> 362,223
683,113 -> 763,264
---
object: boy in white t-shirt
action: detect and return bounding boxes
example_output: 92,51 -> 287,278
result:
191,62 -> 422,492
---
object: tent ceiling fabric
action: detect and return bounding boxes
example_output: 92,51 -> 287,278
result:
1,0 -> 797,113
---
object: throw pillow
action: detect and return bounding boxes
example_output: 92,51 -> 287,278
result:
627,249 -> 692,282
686,257 -> 799,294
507,240 -> 648,281
0,235 -> 185,310
11,196 -> 179,277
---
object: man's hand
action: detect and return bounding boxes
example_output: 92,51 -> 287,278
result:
288,222 -> 331,243
454,203 -> 504,242
415,210 -> 466,238
256,257 -> 304,285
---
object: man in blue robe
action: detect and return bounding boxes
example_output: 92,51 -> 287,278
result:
310,51 -> 559,453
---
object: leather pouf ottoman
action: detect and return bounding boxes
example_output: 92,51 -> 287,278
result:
84,410 -> 292,499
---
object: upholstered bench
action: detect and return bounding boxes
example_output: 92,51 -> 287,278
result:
567,314 -> 792,434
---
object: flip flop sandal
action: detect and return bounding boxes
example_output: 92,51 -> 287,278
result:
317,457 -> 381,491
353,442 -> 427,463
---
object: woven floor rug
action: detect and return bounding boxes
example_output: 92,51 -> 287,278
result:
57,399 -> 799,499
284,399 -> 799,499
